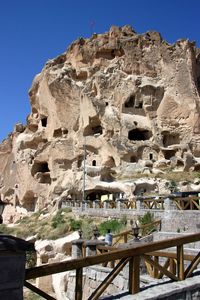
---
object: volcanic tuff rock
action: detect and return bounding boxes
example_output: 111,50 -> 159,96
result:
1,25 -> 200,217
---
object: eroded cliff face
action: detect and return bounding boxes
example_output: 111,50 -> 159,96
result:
1,25 -> 200,216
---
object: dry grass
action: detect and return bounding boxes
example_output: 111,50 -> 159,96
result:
0,208 -> 75,240
115,171 -> 199,183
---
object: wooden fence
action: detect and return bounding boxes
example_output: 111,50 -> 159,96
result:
112,219 -> 161,246
64,196 -> 200,211
173,197 -> 200,210
25,232 -> 200,300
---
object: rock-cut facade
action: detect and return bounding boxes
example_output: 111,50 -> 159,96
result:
0,25 -> 200,215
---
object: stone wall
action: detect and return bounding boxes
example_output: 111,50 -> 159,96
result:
61,265 -> 200,300
83,265 -> 128,300
72,205 -> 200,233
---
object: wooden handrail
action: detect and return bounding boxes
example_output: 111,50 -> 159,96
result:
112,219 -> 161,246
26,232 -> 200,280
25,232 -> 200,299
113,219 -> 161,237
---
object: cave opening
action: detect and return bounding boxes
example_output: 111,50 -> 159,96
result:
162,132 -> 180,147
128,128 -> 152,141
163,149 -> 176,160
83,116 -> 103,136
149,153 -> 153,160
31,161 -> 51,184
130,156 -> 137,163
41,117 -> 47,127
125,95 -> 135,108
53,128 -> 62,138
23,191 -> 37,212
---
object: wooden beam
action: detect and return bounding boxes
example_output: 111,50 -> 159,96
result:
177,245 -> 184,280
185,251 -> 200,278
24,281 -> 56,300
157,258 -> 170,279
143,255 -> 178,281
26,233 -> 200,280
88,257 -> 130,300
147,251 -> 195,261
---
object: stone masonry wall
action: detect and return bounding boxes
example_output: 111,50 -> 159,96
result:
72,206 -> 200,233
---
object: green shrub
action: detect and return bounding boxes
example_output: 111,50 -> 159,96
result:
81,220 -> 94,239
99,219 -> 125,235
138,212 -> 156,235
138,211 -> 154,225
51,209 -> 67,228
69,219 -> 82,231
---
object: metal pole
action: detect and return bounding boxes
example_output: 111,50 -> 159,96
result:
83,136 -> 86,202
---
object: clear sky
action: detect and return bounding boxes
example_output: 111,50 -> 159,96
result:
0,0 -> 199,142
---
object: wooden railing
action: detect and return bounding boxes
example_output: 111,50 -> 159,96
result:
145,250 -> 198,279
143,198 -> 164,209
173,197 -> 200,210
25,232 -> 200,300
64,196 -> 200,211
112,219 -> 161,246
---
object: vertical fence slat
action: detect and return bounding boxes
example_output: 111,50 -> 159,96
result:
75,267 -> 83,300
177,245 -> 184,280
153,256 -> 159,278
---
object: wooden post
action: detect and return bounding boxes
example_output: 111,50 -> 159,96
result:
153,256 -> 159,278
129,256 -> 140,294
177,245 -> 184,280
75,267 -> 83,300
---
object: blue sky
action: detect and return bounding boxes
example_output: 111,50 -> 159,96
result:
0,0 -> 199,142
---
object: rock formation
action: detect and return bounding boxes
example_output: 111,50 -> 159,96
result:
1,25 -> 200,218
